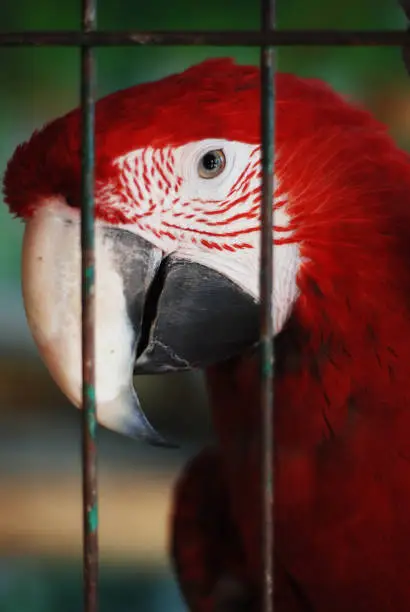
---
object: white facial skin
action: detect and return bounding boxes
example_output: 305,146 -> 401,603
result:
22,138 -> 300,439
102,139 -> 301,332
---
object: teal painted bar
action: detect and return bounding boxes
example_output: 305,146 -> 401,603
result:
259,1 -> 275,611
80,0 -> 99,610
88,504 -> 98,533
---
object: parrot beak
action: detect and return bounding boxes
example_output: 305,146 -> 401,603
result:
22,199 -> 171,446
22,199 -> 259,445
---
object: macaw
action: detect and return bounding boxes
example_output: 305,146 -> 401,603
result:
4,57 -> 410,611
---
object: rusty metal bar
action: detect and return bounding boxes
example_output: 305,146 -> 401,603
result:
260,1 -> 275,611
80,0 -> 98,610
0,29 -> 410,47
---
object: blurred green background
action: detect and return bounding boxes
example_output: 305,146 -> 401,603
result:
0,1 -> 409,610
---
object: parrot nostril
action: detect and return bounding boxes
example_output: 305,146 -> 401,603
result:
64,192 -> 79,208
136,258 -> 167,359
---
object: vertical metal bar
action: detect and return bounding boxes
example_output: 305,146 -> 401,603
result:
81,0 -> 98,610
260,0 -> 276,611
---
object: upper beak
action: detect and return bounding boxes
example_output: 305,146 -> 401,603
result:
22,199 -> 259,445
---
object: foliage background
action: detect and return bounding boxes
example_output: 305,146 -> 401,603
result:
0,1 -> 409,610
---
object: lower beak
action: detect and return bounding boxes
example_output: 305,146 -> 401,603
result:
22,200 -> 259,445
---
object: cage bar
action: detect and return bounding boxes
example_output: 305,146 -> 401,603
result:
260,1 -> 275,610
80,0 -> 99,610
0,29 -> 410,47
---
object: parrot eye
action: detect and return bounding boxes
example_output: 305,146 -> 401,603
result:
198,149 -> 226,179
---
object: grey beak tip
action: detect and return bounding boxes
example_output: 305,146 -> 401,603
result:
127,392 -> 179,449
140,424 -> 179,448
99,388 -> 179,448
148,435 -> 179,449
115,417 -> 179,449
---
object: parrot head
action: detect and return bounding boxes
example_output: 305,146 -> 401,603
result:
3,58 -> 408,446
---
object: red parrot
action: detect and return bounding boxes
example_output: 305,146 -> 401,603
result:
4,58 -> 410,611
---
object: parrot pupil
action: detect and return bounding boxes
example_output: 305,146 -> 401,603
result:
203,152 -> 220,171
